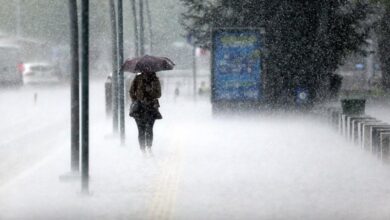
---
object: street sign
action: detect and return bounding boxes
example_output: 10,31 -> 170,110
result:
211,28 -> 263,103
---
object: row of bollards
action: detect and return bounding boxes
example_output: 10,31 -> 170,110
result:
313,102 -> 390,163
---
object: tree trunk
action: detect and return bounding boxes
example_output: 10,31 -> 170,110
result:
379,6 -> 390,91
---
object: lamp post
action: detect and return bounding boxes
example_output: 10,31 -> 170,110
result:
192,44 -> 197,101
187,33 -> 197,101
366,39 -> 374,91
131,0 -> 139,57
139,0 -> 145,56
145,0 -> 153,54
117,0 -> 126,145
80,0 -> 90,193
15,0 -> 21,37
109,0 -> 119,134
68,0 -> 80,173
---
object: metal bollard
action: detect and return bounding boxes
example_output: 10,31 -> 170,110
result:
105,76 -> 112,117
370,126 -> 390,156
352,118 -> 376,145
341,114 -> 348,137
330,109 -> 341,129
347,116 -> 372,142
34,92 -> 38,105
357,120 -> 380,147
380,132 -> 390,162
362,122 -> 387,150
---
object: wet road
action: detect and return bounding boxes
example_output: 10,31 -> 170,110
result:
1,81 -> 390,219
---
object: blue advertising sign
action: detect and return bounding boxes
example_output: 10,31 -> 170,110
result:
212,29 -> 262,102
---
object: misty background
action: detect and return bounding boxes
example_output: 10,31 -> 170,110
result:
0,0 -> 192,74
2,1 -> 390,219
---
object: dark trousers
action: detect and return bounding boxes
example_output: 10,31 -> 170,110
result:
135,118 -> 155,149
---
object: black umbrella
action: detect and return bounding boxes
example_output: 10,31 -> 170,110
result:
122,55 -> 175,73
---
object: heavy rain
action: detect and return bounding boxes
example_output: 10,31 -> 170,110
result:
0,0 -> 390,219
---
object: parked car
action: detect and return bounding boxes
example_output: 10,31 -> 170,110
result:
21,62 -> 62,85
0,44 -> 23,86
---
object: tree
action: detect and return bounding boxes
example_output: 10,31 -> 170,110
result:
181,0 -> 373,106
372,0 -> 390,91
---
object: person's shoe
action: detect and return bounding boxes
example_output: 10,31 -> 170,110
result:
140,148 -> 147,157
146,147 -> 154,157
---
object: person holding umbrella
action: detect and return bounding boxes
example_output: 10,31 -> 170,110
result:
124,55 -> 174,155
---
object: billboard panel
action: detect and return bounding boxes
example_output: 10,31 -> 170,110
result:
212,28 -> 263,102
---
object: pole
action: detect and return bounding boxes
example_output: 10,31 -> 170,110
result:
192,45 -> 197,101
105,76 -> 112,116
145,0 -> 153,54
15,0 -> 21,37
366,39 -> 374,90
131,0 -> 139,57
117,0 -> 126,145
110,0 -> 119,134
69,0 -> 80,173
81,0 -> 89,193
139,0 -> 145,56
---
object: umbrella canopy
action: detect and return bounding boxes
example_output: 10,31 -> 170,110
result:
122,55 -> 175,73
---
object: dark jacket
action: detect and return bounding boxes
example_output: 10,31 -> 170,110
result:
129,72 -> 162,119
130,72 -> 161,102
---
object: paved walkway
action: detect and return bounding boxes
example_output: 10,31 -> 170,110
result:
2,97 -> 390,219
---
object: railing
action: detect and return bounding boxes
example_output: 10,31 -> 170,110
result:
313,105 -> 390,163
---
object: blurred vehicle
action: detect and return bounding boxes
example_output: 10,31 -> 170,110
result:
0,44 -> 23,86
21,62 -> 62,85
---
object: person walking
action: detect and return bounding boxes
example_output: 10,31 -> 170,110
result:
129,71 -> 162,155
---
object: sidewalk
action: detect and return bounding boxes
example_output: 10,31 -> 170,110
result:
2,100 -> 390,219
0,98 -> 209,220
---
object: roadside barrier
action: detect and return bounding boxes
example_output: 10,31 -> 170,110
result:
313,105 -> 390,163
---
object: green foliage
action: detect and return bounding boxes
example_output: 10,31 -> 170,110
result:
375,2 -> 390,90
181,0 -> 374,106
370,0 -> 390,6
